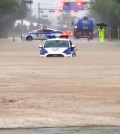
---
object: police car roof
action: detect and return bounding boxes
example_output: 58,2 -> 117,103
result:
46,38 -> 69,41
38,27 -> 61,31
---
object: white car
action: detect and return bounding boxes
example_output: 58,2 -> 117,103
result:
21,28 -> 62,41
39,37 -> 76,57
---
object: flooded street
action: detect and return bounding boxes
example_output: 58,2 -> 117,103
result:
0,127 -> 120,134
0,38 -> 120,128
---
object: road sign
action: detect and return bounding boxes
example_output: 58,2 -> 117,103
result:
49,9 -> 55,13
63,2 -> 89,11
41,15 -> 48,18
40,10 -> 44,13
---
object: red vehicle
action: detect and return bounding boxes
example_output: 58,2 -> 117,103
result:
62,30 -> 73,37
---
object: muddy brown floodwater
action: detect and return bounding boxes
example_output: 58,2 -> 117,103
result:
0,38 -> 120,128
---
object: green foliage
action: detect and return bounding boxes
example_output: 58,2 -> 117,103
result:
90,0 -> 120,38
0,0 -> 18,17
114,0 -> 120,3
57,13 -> 77,30
0,0 -> 28,37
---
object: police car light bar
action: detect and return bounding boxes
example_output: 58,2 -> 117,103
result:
47,35 -> 56,39
59,35 -> 69,39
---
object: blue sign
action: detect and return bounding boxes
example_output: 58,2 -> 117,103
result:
63,2 -> 87,11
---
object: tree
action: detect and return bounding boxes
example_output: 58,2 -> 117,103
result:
114,0 -> 120,3
0,0 -> 18,17
57,12 -> 77,31
90,0 -> 120,38
0,0 -> 28,37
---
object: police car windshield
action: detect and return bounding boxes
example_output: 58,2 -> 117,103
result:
31,30 -> 37,33
44,40 -> 69,48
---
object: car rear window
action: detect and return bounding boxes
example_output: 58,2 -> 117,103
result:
44,40 -> 69,48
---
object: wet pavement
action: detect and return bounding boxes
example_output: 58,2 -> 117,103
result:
0,126 -> 120,134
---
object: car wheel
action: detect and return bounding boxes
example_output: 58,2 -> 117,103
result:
26,36 -> 33,41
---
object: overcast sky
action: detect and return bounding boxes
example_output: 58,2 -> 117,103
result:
31,0 -> 89,18
32,0 -> 60,9
32,0 -> 90,8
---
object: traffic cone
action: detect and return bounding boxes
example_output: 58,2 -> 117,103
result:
13,36 -> 15,42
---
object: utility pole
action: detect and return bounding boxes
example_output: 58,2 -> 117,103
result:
22,0 -> 33,30
38,2 -> 40,28
61,12 -> 63,31
21,19 -> 23,34
68,0 -> 71,31
29,3 -> 32,30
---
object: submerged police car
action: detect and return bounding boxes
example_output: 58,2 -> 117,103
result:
21,28 -> 62,41
39,35 -> 76,57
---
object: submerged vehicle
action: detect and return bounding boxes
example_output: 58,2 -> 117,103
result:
21,28 -> 62,41
73,17 -> 94,39
39,36 -> 76,57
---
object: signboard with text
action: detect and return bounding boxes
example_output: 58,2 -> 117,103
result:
63,2 -> 89,11
41,15 -> 48,18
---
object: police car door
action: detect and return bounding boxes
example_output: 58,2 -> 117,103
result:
43,29 -> 55,38
35,29 -> 45,40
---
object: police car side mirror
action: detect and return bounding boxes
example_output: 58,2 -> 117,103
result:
72,45 -> 76,48
39,45 -> 43,48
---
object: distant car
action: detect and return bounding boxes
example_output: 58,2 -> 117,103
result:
21,28 -> 62,41
62,30 -> 73,37
39,37 -> 76,57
